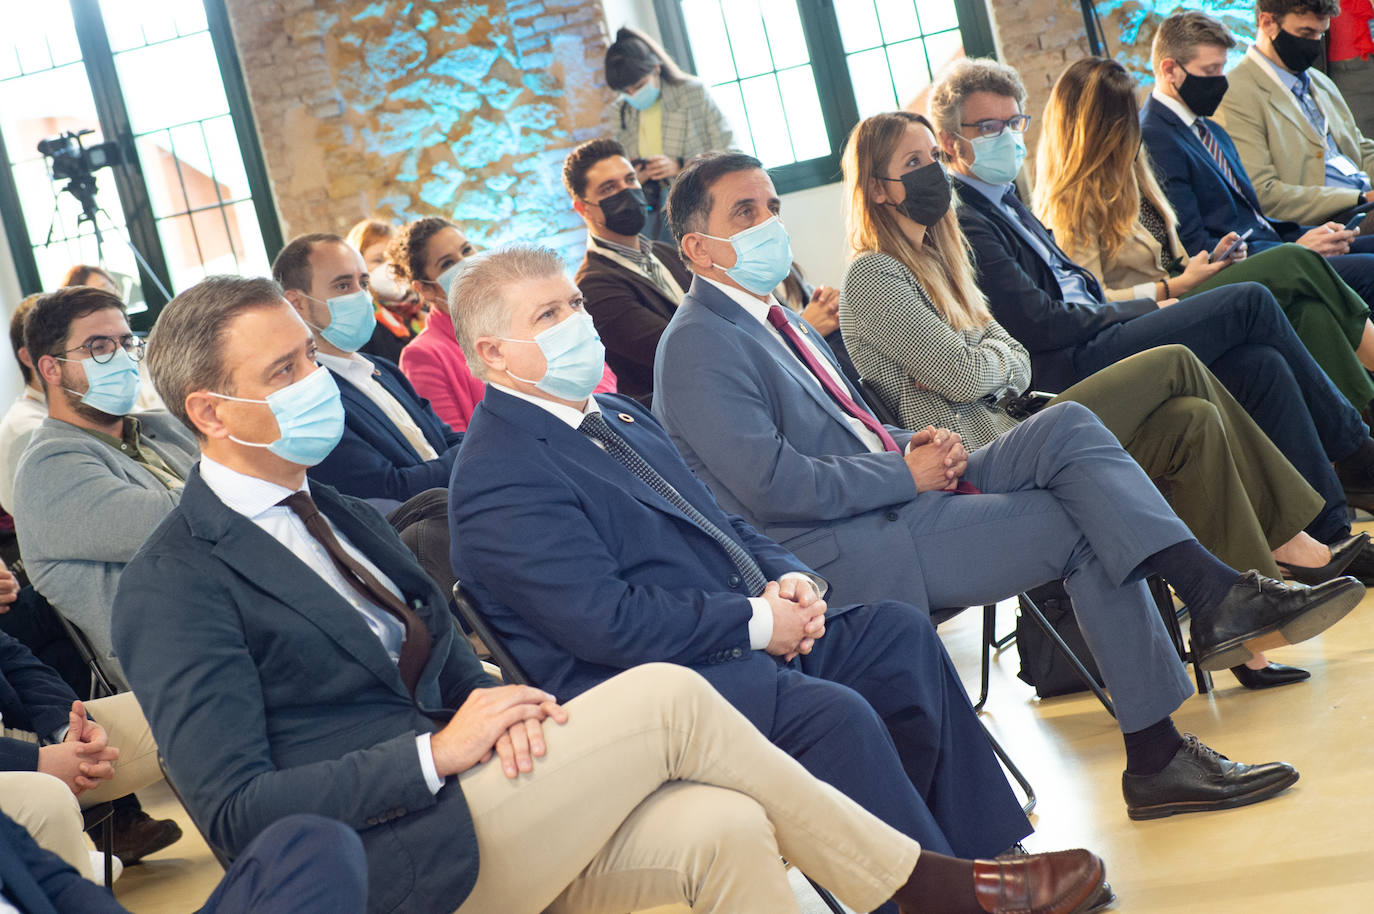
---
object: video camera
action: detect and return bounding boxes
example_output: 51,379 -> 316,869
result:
36,129 -> 122,225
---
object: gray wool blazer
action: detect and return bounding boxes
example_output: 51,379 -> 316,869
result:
12,412 -> 198,686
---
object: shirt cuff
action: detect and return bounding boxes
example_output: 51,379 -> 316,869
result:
747,597 -> 774,650
1132,281 -> 1157,301
416,733 -> 445,794
780,570 -> 828,599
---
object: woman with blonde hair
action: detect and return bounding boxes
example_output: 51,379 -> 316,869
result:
838,109 -> 1372,686
1034,57 -> 1374,411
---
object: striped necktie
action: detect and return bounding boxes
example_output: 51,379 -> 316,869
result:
1194,120 -> 1268,224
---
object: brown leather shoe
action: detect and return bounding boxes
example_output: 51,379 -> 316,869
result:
971,848 -> 1106,914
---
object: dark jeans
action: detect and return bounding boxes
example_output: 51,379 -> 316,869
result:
1328,249 -> 1374,305
387,488 -> 455,600
1072,281 -> 1367,542
197,814 -> 367,914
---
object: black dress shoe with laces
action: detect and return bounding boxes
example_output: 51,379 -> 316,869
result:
1122,734 -> 1298,820
1276,532 -> 1369,585
1229,662 -> 1311,690
1190,571 -> 1364,671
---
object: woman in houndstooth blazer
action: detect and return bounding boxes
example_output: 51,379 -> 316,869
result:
837,111 -> 1365,684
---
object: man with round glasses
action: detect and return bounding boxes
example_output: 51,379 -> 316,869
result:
13,286 -> 197,691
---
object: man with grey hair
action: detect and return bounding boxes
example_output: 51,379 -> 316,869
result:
114,271 -> 1113,914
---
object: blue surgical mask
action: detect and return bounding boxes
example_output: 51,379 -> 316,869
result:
434,262 -> 462,296
305,289 -> 376,353
56,348 -> 141,416
502,311 -> 606,402
624,80 -> 660,111
700,216 -> 794,296
968,130 -> 1027,186
207,365 -> 346,467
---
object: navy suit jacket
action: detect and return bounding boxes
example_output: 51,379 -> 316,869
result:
0,809 -> 121,913
1140,96 -> 1302,257
0,628 -> 78,772
110,468 -> 495,914
651,278 -> 944,606
954,179 -> 1159,392
449,389 -> 813,729
309,356 -> 463,504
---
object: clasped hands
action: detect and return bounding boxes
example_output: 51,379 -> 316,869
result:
904,426 -> 967,492
764,577 -> 827,662
431,685 -> 569,781
36,700 -> 118,797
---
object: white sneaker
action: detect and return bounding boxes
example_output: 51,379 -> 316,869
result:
87,849 -> 124,884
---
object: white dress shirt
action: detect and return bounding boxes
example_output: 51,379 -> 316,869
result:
700,275 -> 886,454
1150,86 -> 1198,128
317,351 -> 440,461
198,456 -> 444,793
0,386 -> 46,513
490,381 -> 819,649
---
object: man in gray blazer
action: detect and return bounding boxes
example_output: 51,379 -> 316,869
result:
12,287 -> 197,688
652,152 -> 1363,820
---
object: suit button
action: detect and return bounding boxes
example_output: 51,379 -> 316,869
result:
728,573 -> 741,588
885,511 -> 899,522
731,647 -> 744,658
365,817 -> 377,826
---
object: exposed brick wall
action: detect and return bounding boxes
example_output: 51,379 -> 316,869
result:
223,0 -> 613,263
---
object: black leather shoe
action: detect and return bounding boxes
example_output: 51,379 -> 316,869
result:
1277,532 -> 1369,585
1122,734 -> 1299,820
1190,571 -> 1364,671
1229,662 -> 1311,690
101,809 -> 182,864
1334,535 -> 1374,586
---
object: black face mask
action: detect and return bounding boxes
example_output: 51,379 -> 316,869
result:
1272,26 -> 1323,73
884,160 -> 951,226
1177,70 -> 1229,117
592,186 -> 648,236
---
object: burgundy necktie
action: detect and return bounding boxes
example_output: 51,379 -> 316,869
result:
279,491 -> 429,696
764,304 -> 980,494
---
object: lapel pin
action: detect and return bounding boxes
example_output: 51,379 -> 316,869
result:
618,412 -> 635,423
799,323 -> 809,334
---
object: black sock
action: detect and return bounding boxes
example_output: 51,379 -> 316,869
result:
1123,717 -> 1184,776
1147,539 -> 1240,620
893,851 -> 979,914
1335,438 -> 1374,482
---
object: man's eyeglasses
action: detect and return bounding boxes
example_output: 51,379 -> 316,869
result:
960,114 -> 1032,138
58,334 -> 146,364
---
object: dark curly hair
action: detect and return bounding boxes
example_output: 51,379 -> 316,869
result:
385,217 -> 457,284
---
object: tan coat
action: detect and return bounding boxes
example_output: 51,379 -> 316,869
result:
1054,214 -> 1187,303
1216,50 -> 1374,225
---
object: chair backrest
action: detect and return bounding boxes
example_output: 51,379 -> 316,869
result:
49,609 -> 119,699
451,582 -> 532,686
857,378 -> 899,426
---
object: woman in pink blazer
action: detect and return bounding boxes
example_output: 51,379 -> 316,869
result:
388,218 -> 616,431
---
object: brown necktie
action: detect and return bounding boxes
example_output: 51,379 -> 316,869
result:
278,491 -> 429,696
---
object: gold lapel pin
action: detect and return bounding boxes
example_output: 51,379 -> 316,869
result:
618,412 -> 635,423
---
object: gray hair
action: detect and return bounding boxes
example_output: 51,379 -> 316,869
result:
147,275 -> 286,437
929,58 -> 1028,137
447,244 -> 569,379
1151,11 -> 1237,70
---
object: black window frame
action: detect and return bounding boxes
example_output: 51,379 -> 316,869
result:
651,0 -> 998,194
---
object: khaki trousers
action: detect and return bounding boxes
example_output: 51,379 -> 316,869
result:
0,692 -> 163,878
1052,344 -> 1325,577
453,663 -> 920,914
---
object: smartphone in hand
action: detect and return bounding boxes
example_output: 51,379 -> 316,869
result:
1345,212 -> 1368,234
1211,227 -> 1254,263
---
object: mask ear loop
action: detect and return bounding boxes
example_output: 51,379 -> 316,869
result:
202,389 -> 277,448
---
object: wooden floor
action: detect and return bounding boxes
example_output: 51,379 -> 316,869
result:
111,534 -> 1374,912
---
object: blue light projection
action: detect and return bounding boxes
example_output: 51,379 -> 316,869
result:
1100,0 -> 1257,86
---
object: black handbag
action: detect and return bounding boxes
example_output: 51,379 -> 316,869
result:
1014,579 -> 1106,699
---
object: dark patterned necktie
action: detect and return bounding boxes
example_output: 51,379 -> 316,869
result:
578,411 -> 769,596
279,491 -> 429,695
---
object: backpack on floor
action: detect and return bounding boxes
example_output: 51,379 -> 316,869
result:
1014,579 -> 1106,699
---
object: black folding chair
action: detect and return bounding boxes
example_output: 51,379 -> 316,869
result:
451,583 -> 847,914
49,610 -> 118,699
157,753 -> 231,871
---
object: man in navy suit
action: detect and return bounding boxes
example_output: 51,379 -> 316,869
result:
1140,12 -> 1374,285
932,57 -> 1374,524
272,234 -> 461,510
0,807 -> 367,914
652,151 -> 1364,821
447,245 -> 1035,867
112,274 -> 1113,914
273,234 -> 461,594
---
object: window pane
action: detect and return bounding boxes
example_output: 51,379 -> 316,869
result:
886,39 -> 932,109
875,0 -> 921,44
201,115 -> 251,200
923,30 -> 964,83
776,65 -> 829,161
135,132 -> 181,215
711,82 -> 755,157
758,0 -> 809,69
680,0 -> 738,85
100,0 -> 206,52
836,0 -> 883,53
114,32 -> 229,134
847,48 -> 898,120
721,4 -> 773,78
915,0 -> 960,36
738,74 -> 793,166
